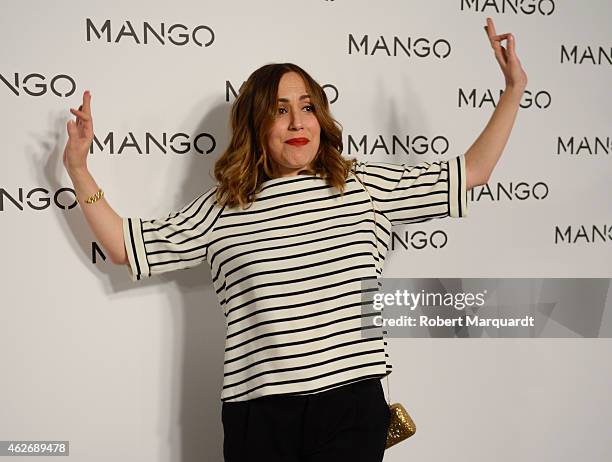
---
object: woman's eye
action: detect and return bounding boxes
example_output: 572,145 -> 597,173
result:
277,105 -> 314,115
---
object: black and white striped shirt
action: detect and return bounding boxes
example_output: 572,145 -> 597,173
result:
123,155 -> 468,402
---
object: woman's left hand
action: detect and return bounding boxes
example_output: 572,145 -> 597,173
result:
484,17 -> 528,92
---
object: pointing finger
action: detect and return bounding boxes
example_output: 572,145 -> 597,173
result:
82,90 -> 92,115
486,17 -> 497,36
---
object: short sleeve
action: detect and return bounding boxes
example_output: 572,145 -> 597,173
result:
353,154 -> 468,225
122,186 -> 220,282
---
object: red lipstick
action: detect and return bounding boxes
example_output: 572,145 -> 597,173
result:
285,137 -> 309,146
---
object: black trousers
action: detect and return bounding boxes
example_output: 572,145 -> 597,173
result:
221,377 -> 390,462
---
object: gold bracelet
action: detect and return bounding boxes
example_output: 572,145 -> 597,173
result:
83,189 -> 104,204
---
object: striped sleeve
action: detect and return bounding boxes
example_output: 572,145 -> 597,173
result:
122,187 -> 220,282
353,154 -> 468,225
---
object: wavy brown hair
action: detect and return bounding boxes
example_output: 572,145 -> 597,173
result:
213,63 -> 357,210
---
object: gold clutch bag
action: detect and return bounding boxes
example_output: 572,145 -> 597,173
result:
351,168 -> 417,450
385,402 -> 417,449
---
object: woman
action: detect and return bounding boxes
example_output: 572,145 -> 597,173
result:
63,18 -> 526,462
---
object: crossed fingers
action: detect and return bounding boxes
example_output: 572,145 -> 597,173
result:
484,17 -> 517,66
69,91 -> 92,127
484,17 -> 512,46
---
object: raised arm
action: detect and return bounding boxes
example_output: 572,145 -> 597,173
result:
464,17 -> 528,190
64,90 -> 128,265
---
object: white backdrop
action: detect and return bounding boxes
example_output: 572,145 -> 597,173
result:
1,1 -> 611,460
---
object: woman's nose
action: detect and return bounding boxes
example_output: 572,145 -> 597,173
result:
289,110 -> 304,130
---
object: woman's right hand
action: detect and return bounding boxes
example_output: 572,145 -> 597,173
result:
63,90 -> 94,173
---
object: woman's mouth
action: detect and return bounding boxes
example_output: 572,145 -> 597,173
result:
285,138 -> 309,146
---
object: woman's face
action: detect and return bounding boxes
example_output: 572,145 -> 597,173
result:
266,71 -> 321,178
